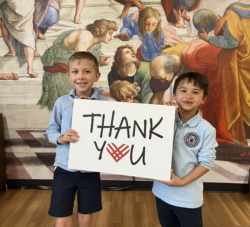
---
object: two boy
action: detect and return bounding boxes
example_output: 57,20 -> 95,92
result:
47,51 -> 217,227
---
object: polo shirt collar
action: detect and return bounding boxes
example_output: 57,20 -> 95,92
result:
175,110 -> 201,128
69,88 -> 99,100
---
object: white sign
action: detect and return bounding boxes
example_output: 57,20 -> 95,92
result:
68,99 -> 175,181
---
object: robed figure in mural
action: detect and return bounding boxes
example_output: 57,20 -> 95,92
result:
115,7 -> 183,62
38,19 -> 118,111
197,0 -> 250,149
0,0 -> 39,78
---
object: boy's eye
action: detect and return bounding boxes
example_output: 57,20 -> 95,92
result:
85,70 -> 90,73
180,90 -> 186,92
72,71 -> 78,74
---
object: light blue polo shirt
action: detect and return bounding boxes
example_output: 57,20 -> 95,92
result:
46,88 -> 110,172
152,111 -> 218,208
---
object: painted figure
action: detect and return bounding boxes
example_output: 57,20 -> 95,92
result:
38,19 -> 118,110
198,0 -> 250,149
110,80 -> 140,103
0,0 -> 39,78
34,0 -> 60,40
115,7 -> 183,62
115,0 -> 144,19
108,45 -> 153,104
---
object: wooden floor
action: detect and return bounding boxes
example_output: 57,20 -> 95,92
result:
0,190 -> 250,227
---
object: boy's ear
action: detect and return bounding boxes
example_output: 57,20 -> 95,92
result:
173,93 -> 176,101
95,73 -> 101,82
201,96 -> 207,104
67,72 -> 70,78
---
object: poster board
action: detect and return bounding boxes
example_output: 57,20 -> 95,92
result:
68,99 -> 175,181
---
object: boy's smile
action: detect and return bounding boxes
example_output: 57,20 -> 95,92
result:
174,78 -> 206,117
67,59 -> 100,97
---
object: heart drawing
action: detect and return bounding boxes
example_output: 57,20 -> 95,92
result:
106,143 -> 130,163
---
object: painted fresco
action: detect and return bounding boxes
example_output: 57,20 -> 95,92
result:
0,0 -> 250,184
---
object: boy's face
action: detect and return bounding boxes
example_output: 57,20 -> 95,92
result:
173,79 -> 206,114
67,59 -> 100,97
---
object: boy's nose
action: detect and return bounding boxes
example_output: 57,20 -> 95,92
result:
77,72 -> 85,79
185,92 -> 192,98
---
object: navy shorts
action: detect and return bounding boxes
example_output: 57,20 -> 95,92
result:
48,167 -> 102,217
156,197 -> 203,227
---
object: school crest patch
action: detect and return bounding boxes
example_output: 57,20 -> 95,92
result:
184,132 -> 200,148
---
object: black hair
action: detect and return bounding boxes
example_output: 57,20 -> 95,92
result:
173,72 -> 209,97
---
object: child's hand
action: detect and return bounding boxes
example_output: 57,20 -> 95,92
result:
163,101 -> 178,115
157,170 -> 185,187
72,96 -> 90,107
57,129 -> 80,144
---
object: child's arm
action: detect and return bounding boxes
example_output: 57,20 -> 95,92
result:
47,101 -> 80,145
158,165 -> 209,187
159,128 -> 217,187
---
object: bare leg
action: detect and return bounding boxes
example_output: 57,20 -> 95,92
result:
74,0 -> 86,24
38,28 -> 46,40
0,19 -> 16,56
24,46 -> 38,78
55,216 -> 73,227
118,2 -> 132,19
0,72 -> 19,80
172,7 -> 185,28
132,1 -> 145,11
77,213 -> 92,227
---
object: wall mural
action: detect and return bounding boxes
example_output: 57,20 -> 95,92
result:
0,0 -> 249,184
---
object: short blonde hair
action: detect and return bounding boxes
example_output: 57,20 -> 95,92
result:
68,51 -> 99,73
110,80 -> 138,101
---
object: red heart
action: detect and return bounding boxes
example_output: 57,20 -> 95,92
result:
106,143 -> 130,162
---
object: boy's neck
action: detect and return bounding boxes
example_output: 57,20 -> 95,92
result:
178,109 -> 198,124
75,88 -> 93,98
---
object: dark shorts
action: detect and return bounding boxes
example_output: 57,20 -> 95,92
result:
48,167 -> 102,217
156,197 -> 203,227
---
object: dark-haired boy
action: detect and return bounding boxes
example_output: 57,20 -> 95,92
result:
152,72 -> 218,227
47,52 -> 110,227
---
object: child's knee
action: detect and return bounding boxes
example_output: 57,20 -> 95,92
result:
77,213 -> 92,227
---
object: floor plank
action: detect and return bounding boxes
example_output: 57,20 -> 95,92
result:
0,190 -> 250,227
